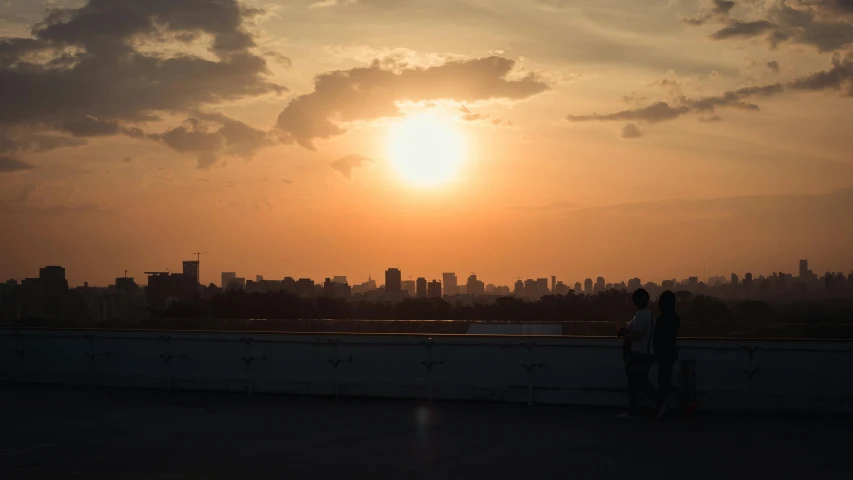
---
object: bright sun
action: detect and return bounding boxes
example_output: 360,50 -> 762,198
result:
386,114 -> 467,187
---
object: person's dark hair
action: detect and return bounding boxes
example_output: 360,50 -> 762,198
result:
659,290 -> 676,313
631,288 -> 650,308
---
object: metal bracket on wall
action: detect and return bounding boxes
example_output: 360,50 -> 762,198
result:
520,341 -> 543,405
13,332 -> 35,359
239,337 -> 268,395
742,345 -> 763,413
82,334 -> 112,387
326,338 -> 353,397
421,338 -> 445,401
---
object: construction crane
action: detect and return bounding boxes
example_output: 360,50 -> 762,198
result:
192,251 -> 209,285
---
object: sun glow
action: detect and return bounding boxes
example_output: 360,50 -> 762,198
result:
386,114 -> 467,187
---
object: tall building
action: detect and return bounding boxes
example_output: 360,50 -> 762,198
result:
182,261 -> 199,284
730,273 -> 739,286
744,273 -> 753,287
416,277 -> 427,298
513,279 -> 524,296
401,280 -> 416,296
221,272 -> 236,289
627,278 -> 642,291
333,276 -> 348,284
536,278 -> 549,297
799,260 -> 809,279
574,282 -> 582,293
594,277 -> 605,293
551,276 -> 557,293
295,278 -> 315,297
427,280 -> 442,299
39,266 -> 68,318
256,275 -> 264,282
442,272 -> 458,296
584,278 -> 593,294
466,274 -> 485,296
385,268 -> 402,293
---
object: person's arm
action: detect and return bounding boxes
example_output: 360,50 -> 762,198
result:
625,314 -> 645,340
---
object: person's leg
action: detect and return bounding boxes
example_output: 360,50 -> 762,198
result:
627,363 -> 653,416
626,366 -> 640,415
658,361 -> 674,406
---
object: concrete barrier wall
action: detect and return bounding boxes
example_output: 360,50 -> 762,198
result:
1,329 -> 851,412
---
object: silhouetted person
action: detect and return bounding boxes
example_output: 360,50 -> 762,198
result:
653,290 -> 681,418
618,288 -> 658,419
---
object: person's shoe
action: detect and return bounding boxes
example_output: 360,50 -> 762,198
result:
617,412 -> 637,420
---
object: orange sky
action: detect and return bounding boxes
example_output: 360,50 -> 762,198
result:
2,0 -> 853,287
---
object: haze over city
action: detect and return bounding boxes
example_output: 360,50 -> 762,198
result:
2,0 -> 853,287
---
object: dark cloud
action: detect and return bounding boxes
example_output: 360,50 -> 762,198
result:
61,116 -> 123,137
710,20 -> 777,40
568,101 -> 690,123
679,0 -> 736,25
0,156 -> 35,173
196,153 -> 218,170
684,1 -> 853,52
331,154 -> 373,179
149,113 -> 273,161
767,60 -> 780,72
789,52 -> 853,95
699,115 -> 724,122
0,0 -> 283,158
568,84 -> 783,125
620,123 -> 643,139
275,56 -> 549,149
712,0 -> 737,15
0,134 -> 88,154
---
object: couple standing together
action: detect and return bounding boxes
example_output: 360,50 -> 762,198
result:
618,288 -> 681,420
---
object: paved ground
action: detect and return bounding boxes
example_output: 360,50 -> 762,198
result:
1,384 -> 850,479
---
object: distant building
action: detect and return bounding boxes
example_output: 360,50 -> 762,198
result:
799,260 -> 809,279
295,278 -> 315,297
627,278 -> 641,291
574,282 -> 582,293
324,278 -> 351,298
428,280 -> 442,299
39,266 -> 68,318
524,279 -> 537,299
401,280 -> 416,297
442,273 -> 458,296
594,277 -> 605,294
385,268 -> 402,293
551,276 -> 557,293
744,273 -> 753,287
555,281 -> 569,295
333,276 -> 348,285
256,275 -> 264,282
416,277 -> 427,298
466,274 -> 485,296
182,261 -> 199,284
584,278 -> 593,294
513,280 -> 524,297
536,278 -> 549,297
145,271 -> 197,310
221,272 -> 236,289
730,273 -> 739,286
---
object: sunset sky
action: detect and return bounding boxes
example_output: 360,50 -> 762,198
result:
2,0 -> 853,287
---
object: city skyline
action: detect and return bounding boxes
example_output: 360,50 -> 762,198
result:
2,1 -> 853,288
5,257 -> 847,294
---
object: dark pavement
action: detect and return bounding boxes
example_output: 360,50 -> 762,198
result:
1,383 -> 849,479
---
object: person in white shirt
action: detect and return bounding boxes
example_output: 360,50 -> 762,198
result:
617,288 -> 659,419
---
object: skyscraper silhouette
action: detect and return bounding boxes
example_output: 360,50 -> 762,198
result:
385,268 -> 402,293
442,272 -> 458,296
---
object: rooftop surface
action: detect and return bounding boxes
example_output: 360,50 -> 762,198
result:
1,384 -> 850,479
